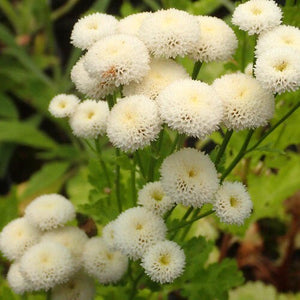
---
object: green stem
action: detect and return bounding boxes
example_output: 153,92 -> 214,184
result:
135,151 -> 146,180
115,148 -> 122,213
180,208 -> 200,240
192,61 -> 203,80
170,207 -> 193,239
164,204 -> 176,221
129,271 -> 144,300
51,0 -> 80,21
214,129 -> 233,168
46,291 -> 51,300
131,156 -> 137,206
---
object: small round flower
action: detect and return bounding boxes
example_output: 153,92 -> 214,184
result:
254,47 -> 300,94
141,240 -> 185,284
71,13 -> 118,50
214,181 -> 253,225
82,237 -> 128,284
123,58 -> 189,100
157,79 -> 223,139
106,95 -> 161,152
232,0 -> 282,35
102,221 -> 117,251
0,217 -> 41,261
24,194 -> 76,231
69,99 -> 109,139
84,34 -> 150,87
48,94 -> 80,118
118,12 -> 152,36
255,25 -> 300,57
114,207 -> 167,260
138,8 -> 200,58
20,241 -> 75,291
160,148 -> 219,207
71,56 -> 116,99
212,73 -> 275,130
190,16 -> 238,62
138,181 -> 175,216
51,273 -> 95,300
41,227 -> 88,271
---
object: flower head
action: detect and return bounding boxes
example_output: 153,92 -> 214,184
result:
102,221 -> 117,251
118,12 -> 152,36
48,94 -> 79,118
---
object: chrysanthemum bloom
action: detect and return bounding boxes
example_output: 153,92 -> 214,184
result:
69,100 -> 109,139
82,237 -> 128,284
138,8 -> 200,58
212,73 -> 274,130
51,273 -> 95,300
24,194 -> 76,231
138,181 -> 175,216
157,79 -> 223,138
214,181 -> 253,225
41,227 -> 88,271
160,148 -> 219,207
114,207 -> 167,260
71,13 -> 118,50
255,25 -> 300,57
102,221 -> 117,251
20,241 -> 75,291
232,0 -> 282,35
254,47 -> 300,94
84,34 -> 150,87
71,56 -> 116,99
0,218 -> 41,260
118,12 -> 152,36
106,95 -> 161,152
48,94 -> 80,118
190,16 -> 238,62
141,240 -> 185,284
123,58 -> 189,100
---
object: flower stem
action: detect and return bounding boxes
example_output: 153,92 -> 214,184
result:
51,0 -> 80,21
214,129 -> 233,168
129,271 -> 144,300
131,156 -> 137,206
164,204 -> 176,221
192,61 -> 203,80
170,206 -> 193,239
115,148 -> 122,213
180,207 -> 200,240
46,291 -> 51,300
135,151 -> 146,180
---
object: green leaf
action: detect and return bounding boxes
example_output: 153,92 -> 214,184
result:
0,143 -> 15,178
0,186 -> 18,230
0,93 -> 18,119
115,154 -> 132,171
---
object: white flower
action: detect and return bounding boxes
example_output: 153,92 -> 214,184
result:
138,181 -> 175,216
24,194 -> 76,231
190,16 -> 238,62
254,47 -> 300,94
157,79 -> 223,139
20,241 -> 75,291
141,240 -> 185,284
118,12 -> 152,36
71,56 -> 116,99
41,227 -> 88,271
214,181 -> 253,225
102,221 -> 117,251
255,25 -> 300,57
51,273 -> 95,300
114,207 -> 167,260
0,217 -> 41,261
138,8 -> 200,58
69,99 -> 109,139
123,58 -> 189,100
106,95 -> 161,152
82,237 -> 128,284
84,34 -> 150,87
212,73 -> 275,130
232,0 -> 282,35
160,148 -> 219,208
71,13 -> 118,50
48,94 -> 79,118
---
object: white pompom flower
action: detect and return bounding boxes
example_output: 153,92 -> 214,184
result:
0,217 -> 41,261
71,13 -> 118,50
138,8 -> 200,58
24,194 -> 76,231
232,0 -> 282,35
20,241 -> 75,291
123,58 -> 189,100
84,34 -> 150,87
51,273 -> 95,300
82,237 -> 128,284
190,16 -> 238,62
102,221 -> 117,251
48,94 -> 79,118
106,95 -> 161,152
157,79 -> 223,139
114,207 -> 167,260
138,181 -> 175,216
212,73 -> 275,130
118,12 -> 152,36
214,181 -> 253,225
141,240 -> 185,284
69,99 -> 109,139
160,148 -> 219,208
254,47 -> 300,94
